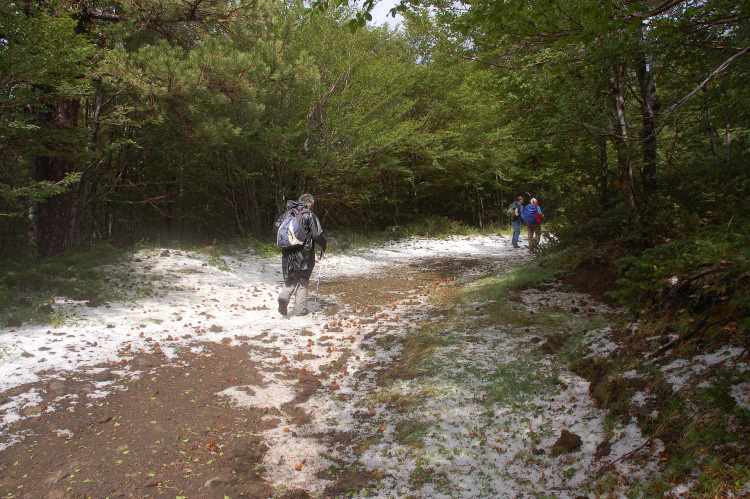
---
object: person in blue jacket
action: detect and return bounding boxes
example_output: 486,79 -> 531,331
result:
507,195 -> 525,248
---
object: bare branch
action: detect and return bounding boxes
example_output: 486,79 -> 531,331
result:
653,47 -> 749,137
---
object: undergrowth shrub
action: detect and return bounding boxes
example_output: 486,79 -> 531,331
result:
330,215 -> 485,252
607,219 -> 750,325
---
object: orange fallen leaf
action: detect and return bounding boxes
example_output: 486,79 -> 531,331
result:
295,462 -> 303,471
379,424 -> 386,432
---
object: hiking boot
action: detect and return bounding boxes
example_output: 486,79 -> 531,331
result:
298,308 -> 310,316
278,298 -> 288,316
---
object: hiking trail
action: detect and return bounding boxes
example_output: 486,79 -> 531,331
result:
0,235 -> 662,498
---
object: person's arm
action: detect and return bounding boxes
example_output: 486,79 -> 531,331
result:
309,213 -> 327,252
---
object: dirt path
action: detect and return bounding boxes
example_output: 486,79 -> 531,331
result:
0,237 -> 660,498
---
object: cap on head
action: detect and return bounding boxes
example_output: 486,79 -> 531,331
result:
530,197 -> 537,204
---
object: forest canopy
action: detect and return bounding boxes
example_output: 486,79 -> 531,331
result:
1,0 -> 748,259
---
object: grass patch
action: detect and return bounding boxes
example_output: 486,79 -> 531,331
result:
479,359 -> 554,407
0,244 -> 129,326
396,420 -> 431,448
383,329 -> 448,383
467,248 -> 570,303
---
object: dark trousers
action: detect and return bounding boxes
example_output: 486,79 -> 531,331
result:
278,270 -> 310,315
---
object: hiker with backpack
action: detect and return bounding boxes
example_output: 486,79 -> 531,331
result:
521,197 -> 544,251
506,195 -> 525,249
275,194 -> 327,316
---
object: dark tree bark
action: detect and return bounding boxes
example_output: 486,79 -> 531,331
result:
636,54 -> 659,194
33,97 -> 80,257
598,137 -> 608,207
702,87 -> 721,170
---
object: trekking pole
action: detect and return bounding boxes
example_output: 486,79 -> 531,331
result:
313,251 -> 324,313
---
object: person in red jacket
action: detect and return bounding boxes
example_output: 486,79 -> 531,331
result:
522,197 -> 544,251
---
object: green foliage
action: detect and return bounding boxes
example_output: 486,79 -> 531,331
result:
0,2 -> 95,221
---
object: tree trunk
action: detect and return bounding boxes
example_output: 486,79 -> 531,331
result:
70,90 -> 105,250
703,88 -> 721,170
598,137 -> 608,207
636,54 -> 659,194
612,64 -> 638,216
724,113 -> 731,165
33,97 -> 81,258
